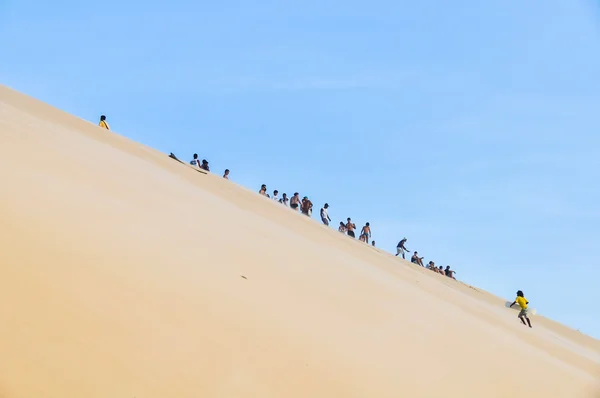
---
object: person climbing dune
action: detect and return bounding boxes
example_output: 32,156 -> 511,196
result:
509,290 -> 532,328
320,203 -> 331,226
396,238 -> 409,259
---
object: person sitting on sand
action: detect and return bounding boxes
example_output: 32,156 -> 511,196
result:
427,261 -> 441,274
445,266 -> 457,279
223,169 -> 230,179
509,290 -> 532,328
346,218 -> 356,238
190,154 -> 201,169
438,265 -> 446,274
201,159 -> 210,171
272,190 -> 280,202
360,222 -> 371,243
279,193 -> 289,206
371,241 -> 376,247
99,115 -> 110,130
395,238 -> 409,259
290,192 -> 300,210
338,222 -> 346,233
411,251 -> 424,266
320,203 -> 331,226
301,196 -> 313,216
426,261 -> 435,271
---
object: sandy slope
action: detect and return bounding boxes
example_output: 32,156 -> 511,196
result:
0,84 -> 598,398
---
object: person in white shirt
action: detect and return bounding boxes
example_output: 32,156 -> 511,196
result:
272,190 -> 280,202
320,203 -> 331,226
190,154 -> 200,168
279,193 -> 289,206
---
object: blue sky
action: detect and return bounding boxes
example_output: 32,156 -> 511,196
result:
2,0 -> 599,338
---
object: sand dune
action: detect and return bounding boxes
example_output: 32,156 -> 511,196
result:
0,84 -> 598,397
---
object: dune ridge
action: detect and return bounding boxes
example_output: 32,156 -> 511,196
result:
0,84 -> 598,397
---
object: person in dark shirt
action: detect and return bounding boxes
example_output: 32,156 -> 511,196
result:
445,266 -> 457,279
411,251 -> 424,267
395,238 -> 409,259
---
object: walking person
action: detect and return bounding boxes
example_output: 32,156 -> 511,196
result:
320,203 -> 331,226
395,238 -> 409,259
509,290 -> 533,328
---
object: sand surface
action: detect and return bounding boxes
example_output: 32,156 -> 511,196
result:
1,84 -> 599,397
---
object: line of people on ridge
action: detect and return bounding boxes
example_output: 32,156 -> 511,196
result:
99,116 -> 536,327
99,116 -> 458,279
186,151 -> 459,275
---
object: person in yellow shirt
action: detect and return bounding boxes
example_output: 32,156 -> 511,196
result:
99,115 -> 110,130
509,290 -> 532,328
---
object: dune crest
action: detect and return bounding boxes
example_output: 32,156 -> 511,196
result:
0,85 -> 598,397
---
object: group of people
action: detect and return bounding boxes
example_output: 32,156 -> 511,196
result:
100,115 -> 458,279
337,219 -> 373,245
98,115 -> 534,329
190,153 -> 210,171
100,116 -> 533,328
395,238 -> 458,279
185,151 -> 532,329
253,183 -> 380,247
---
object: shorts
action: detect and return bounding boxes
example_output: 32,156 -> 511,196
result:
347,230 -> 355,238
322,218 -> 329,226
290,203 -> 298,210
518,308 -> 529,317
397,247 -> 405,255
